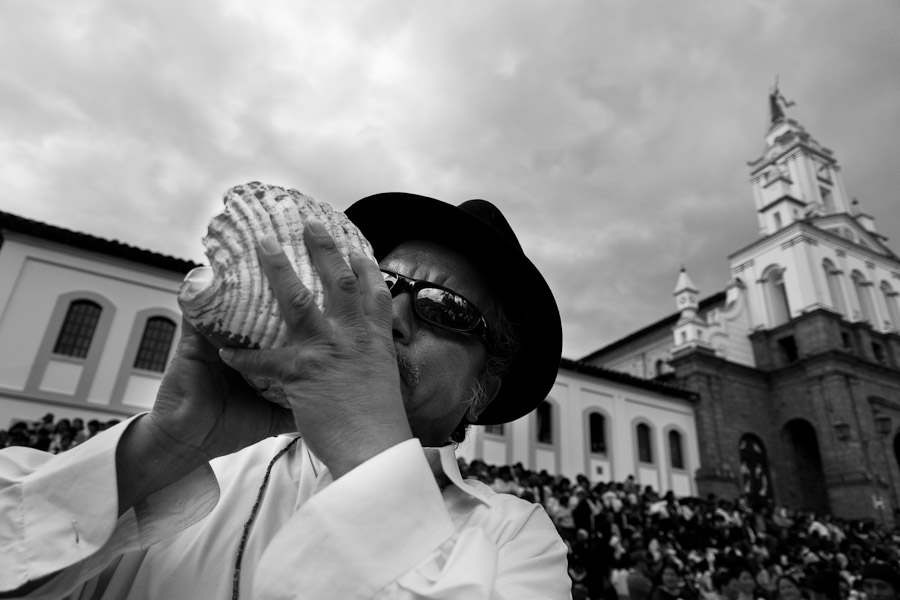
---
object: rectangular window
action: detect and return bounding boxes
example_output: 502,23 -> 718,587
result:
669,431 -> 684,470
590,413 -> 607,454
134,318 -> 177,372
536,402 -> 553,445
778,336 -> 799,363
53,301 -> 102,359
637,424 -> 653,464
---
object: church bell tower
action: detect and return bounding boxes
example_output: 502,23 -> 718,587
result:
747,82 -> 855,237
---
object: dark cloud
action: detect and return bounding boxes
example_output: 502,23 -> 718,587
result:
1,1 -> 897,360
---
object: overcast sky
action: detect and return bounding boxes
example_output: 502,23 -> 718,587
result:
2,1 -> 898,360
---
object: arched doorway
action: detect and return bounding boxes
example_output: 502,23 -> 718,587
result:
780,419 -> 829,513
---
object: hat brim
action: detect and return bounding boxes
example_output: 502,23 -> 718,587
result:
345,193 -> 562,425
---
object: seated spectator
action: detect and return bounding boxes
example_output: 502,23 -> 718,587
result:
70,417 -> 87,446
733,561 -> 766,600
48,418 -> 73,454
807,571 -> 841,600
627,550 -> 655,600
652,560 -> 697,600
775,574 -> 807,600
709,568 -> 740,600
861,563 -> 900,600
85,419 -> 102,440
490,465 -> 521,495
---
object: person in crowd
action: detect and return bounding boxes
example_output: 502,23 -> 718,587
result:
734,562 -> 766,600
651,560 -> 694,600
806,570 -> 841,600
70,418 -> 87,446
861,563 -> 900,600
775,574 -> 806,600
628,550 -> 656,600
0,194 -> 570,598
707,568 -> 740,600
48,418 -> 73,454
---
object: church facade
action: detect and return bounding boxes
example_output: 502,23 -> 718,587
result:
582,90 -> 900,522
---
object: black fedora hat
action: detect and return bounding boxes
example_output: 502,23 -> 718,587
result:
345,193 -> 562,425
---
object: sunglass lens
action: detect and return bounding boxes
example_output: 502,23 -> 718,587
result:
416,288 -> 479,331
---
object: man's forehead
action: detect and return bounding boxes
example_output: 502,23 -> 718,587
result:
380,240 -> 497,310
380,240 -> 479,279
381,239 -> 461,262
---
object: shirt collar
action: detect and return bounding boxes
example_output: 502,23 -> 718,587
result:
423,444 -> 491,506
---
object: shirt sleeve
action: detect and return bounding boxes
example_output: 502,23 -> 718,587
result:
253,439 -> 571,600
0,416 -> 219,597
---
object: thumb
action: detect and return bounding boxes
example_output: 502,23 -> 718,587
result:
176,318 -> 219,362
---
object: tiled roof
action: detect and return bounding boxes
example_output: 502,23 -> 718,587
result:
559,357 -> 697,401
0,210 -> 200,274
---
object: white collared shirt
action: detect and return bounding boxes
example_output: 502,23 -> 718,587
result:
1,416 -> 571,599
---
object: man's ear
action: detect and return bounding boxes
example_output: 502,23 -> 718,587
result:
466,377 -> 502,421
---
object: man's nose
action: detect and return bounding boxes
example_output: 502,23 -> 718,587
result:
391,290 -> 416,343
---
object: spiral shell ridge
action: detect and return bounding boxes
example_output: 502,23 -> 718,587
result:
178,182 -> 377,406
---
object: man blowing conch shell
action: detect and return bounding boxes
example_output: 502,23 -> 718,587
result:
0,185 -> 570,599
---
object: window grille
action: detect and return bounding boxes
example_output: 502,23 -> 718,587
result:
134,317 -> 176,372
637,423 -> 653,464
669,430 -> 684,469
134,317 -> 175,373
53,300 -> 102,358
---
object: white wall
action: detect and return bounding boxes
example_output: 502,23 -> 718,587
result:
462,367 -> 700,495
0,234 -> 186,426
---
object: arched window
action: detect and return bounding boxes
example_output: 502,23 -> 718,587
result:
668,430 -> 684,470
133,317 -> 177,372
851,270 -> 875,323
882,281 -> 900,330
822,259 -> 845,314
637,423 -> 653,464
762,266 -> 791,326
53,300 -> 102,359
536,401 -> 553,445
589,412 -> 607,454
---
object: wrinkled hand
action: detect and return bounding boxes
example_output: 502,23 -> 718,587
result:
116,319 -> 295,514
220,220 -> 413,479
145,319 -> 296,461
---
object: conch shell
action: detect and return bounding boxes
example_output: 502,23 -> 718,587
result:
178,181 -> 377,407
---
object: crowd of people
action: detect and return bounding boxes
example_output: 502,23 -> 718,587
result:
0,412 -> 119,453
458,458 -> 900,600
4,414 -> 899,600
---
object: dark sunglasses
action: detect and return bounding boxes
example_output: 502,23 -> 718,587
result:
381,269 -> 491,347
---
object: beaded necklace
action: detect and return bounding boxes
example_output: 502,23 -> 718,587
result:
231,436 -> 302,600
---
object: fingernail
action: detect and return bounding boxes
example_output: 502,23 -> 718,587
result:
219,348 -> 234,362
260,234 -> 281,255
184,266 -> 214,295
306,220 -> 327,236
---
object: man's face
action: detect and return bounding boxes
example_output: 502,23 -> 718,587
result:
380,240 -> 496,447
863,579 -> 897,600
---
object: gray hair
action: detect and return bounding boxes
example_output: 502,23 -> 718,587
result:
450,303 -> 522,444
